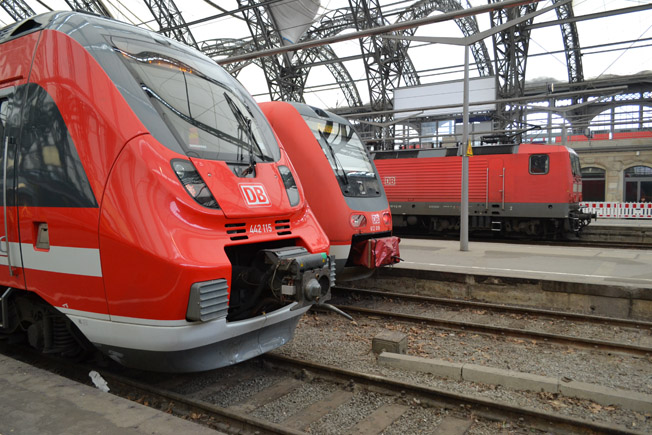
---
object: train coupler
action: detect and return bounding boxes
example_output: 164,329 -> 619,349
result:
262,247 -> 334,310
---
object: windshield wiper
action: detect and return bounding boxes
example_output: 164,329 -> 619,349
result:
319,130 -> 349,186
142,84 -> 247,150
223,92 -> 259,177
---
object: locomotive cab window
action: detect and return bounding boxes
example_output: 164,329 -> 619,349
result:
569,150 -> 581,177
529,154 -> 549,174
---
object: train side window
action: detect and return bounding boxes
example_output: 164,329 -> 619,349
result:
0,99 -> 7,204
529,154 -> 549,174
0,99 -> 7,139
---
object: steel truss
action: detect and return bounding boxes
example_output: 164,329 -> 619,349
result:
64,0 -> 111,17
142,0 -> 197,49
489,0 -> 538,138
1,0 -> 35,21
0,0 -> 595,143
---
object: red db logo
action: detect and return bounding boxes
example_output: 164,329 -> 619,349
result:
240,184 -> 271,206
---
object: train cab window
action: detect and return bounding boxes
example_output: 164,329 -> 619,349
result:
111,36 -> 280,164
529,154 -> 549,174
569,150 -> 581,177
302,115 -> 381,197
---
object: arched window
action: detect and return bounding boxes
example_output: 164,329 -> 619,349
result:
590,104 -> 650,135
581,167 -> 605,201
624,166 -> 652,202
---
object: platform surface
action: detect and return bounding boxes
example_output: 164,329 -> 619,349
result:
395,238 -> 652,288
0,354 -> 221,435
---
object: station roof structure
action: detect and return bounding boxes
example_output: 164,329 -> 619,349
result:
2,0 -> 651,145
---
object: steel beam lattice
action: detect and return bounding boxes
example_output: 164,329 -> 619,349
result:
0,0 -> 35,21
490,0 -> 538,139
143,0 -> 198,49
64,0 -> 112,17
554,0 -> 583,85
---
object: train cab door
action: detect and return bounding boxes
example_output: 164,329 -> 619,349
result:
487,159 -> 505,209
0,88 -> 25,290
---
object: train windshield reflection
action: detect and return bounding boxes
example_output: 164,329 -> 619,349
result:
112,37 -> 276,164
302,115 -> 380,197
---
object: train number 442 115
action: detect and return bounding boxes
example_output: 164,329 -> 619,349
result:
250,223 -> 273,234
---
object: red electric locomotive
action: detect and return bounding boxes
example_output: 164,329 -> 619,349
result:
373,143 -> 594,238
0,12 -> 334,372
260,102 -> 400,281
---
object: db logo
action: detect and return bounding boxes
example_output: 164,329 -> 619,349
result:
371,213 -> 380,224
240,184 -> 271,207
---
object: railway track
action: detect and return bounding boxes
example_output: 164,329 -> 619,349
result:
0,341 -> 643,435
330,286 -> 652,357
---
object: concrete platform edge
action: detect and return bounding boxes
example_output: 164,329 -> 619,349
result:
375,266 -> 652,300
378,352 -> 652,413
0,354 -> 220,435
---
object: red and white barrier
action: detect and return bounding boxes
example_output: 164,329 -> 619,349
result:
580,202 -> 652,219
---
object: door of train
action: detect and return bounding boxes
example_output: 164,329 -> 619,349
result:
0,88 -> 25,290
488,159 -> 505,209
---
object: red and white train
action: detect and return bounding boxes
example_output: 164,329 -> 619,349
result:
373,143 -> 594,238
0,12 -> 334,372
260,102 -> 400,281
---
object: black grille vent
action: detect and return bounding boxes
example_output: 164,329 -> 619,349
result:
226,223 -> 248,241
275,219 -> 291,235
186,279 -> 229,322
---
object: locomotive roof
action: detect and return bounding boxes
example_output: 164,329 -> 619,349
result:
372,143 -> 573,160
373,144 -> 519,160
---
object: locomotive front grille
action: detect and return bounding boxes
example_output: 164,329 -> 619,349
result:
226,223 -> 248,241
275,219 -> 291,236
186,279 -> 229,322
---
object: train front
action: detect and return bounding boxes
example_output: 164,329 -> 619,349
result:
67,18 -> 333,372
261,102 -> 400,281
567,147 -> 596,233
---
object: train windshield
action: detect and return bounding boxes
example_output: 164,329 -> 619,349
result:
569,148 -> 581,178
302,115 -> 381,197
112,37 -> 279,163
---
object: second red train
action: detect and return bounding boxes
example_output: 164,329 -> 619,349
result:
373,143 -> 594,238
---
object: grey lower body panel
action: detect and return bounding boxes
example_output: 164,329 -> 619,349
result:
391,201 -> 575,219
94,314 -> 303,373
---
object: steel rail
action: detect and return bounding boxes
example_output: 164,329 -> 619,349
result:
88,371 -> 305,435
264,354 -> 645,435
329,303 -> 652,357
332,286 -> 652,330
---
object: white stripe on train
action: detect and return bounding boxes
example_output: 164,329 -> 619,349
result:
0,242 -> 102,277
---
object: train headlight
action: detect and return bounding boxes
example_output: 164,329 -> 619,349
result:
278,165 -> 300,207
171,159 -> 219,209
350,214 -> 367,228
382,212 -> 392,226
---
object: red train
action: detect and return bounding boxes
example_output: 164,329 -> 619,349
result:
373,143 -> 594,238
260,102 -> 400,281
0,12 -> 334,372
